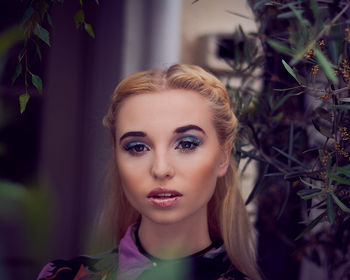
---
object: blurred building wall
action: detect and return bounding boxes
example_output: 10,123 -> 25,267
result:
39,0 -> 182,263
180,0 -> 257,65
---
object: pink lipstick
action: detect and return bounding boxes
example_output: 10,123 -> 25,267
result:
147,188 -> 183,208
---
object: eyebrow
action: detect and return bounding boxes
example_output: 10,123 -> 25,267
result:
119,124 -> 206,143
119,131 -> 147,143
174,124 -> 206,135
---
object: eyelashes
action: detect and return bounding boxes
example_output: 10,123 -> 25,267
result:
175,136 -> 202,152
123,141 -> 150,156
122,136 -> 202,156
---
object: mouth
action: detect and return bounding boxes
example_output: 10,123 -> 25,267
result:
147,188 -> 183,208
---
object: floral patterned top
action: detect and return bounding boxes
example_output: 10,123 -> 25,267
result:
37,224 -> 250,280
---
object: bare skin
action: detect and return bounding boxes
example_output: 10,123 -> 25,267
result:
115,89 -> 230,259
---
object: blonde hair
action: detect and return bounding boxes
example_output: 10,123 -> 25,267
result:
102,64 -> 261,280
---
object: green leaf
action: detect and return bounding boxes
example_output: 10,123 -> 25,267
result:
272,146 -> 306,167
31,74 -> 43,94
11,63 -> 22,84
19,93 -> 30,114
334,105 -> 350,110
80,0 -> 83,6
226,11 -> 253,20
326,194 -> 336,224
314,48 -> 338,84
274,86 -> 302,91
299,177 -> 322,189
267,40 -> 293,56
282,59 -> 301,84
35,41 -> 42,61
290,5 -> 308,28
297,189 -> 324,200
273,91 -> 304,111
284,170 -> 306,181
238,149 -> 268,163
279,1 -> 303,9
34,24 -> 50,46
253,0 -> 270,10
95,0 -> 99,4
327,173 -> 350,185
310,0 -> 320,18
277,11 -> 298,19
47,13 -> 53,28
238,25 -> 246,40
295,211 -> 326,240
84,23 -> 95,38
331,194 -> 350,213
339,97 -> 350,102
74,9 -> 85,28
336,166 -> 350,178
21,7 -> 34,24
246,164 -> 269,205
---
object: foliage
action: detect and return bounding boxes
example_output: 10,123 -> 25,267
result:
228,0 -> 350,278
3,0 -> 98,114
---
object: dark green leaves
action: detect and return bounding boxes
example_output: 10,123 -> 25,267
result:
267,40 -> 294,56
253,0 -> 270,10
326,194 -> 335,224
74,9 -> 85,28
331,194 -> 350,213
282,59 -> 301,84
11,63 -> 22,84
74,9 -> 95,38
314,48 -> 338,84
31,73 -> 42,94
295,211 -> 326,240
19,93 -> 30,114
33,24 -> 50,46
297,188 -> 324,200
84,23 -> 95,38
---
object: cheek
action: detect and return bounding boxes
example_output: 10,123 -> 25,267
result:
181,152 -> 220,194
116,155 -> 148,204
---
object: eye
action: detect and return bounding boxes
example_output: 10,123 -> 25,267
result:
123,141 -> 150,156
175,136 -> 202,152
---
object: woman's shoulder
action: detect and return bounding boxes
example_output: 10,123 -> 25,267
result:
37,248 -> 118,280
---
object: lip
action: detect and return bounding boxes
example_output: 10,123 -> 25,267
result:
147,187 -> 183,208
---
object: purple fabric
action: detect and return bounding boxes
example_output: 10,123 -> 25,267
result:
37,262 -> 55,279
117,223 -> 152,280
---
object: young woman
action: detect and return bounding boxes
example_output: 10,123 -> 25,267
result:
38,64 -> 261,280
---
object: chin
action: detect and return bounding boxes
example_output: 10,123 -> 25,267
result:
142,210 -> 189,226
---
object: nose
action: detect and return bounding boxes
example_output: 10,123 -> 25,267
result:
150,150 -> 175,180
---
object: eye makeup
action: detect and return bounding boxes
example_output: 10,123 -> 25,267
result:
175,135 -> 202,153
123,141 -> 150,156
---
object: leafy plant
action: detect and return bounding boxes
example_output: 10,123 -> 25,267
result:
228,0 -> 350,278
5,0 -> 98,113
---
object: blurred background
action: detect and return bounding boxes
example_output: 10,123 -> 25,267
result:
1,0 -> 350,279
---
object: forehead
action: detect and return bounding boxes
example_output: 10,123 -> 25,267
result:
116,89 -> 214,133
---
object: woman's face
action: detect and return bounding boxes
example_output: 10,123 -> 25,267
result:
115,89 -> 229,226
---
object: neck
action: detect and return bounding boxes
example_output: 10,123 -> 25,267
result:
137,214 -> 212,259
